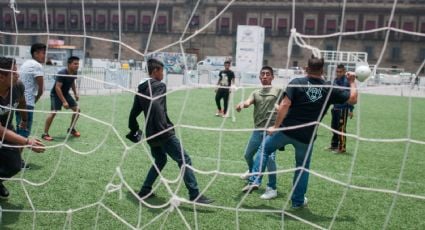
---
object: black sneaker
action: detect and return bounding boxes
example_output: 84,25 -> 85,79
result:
0,182 -> 10,199
126,129 -> 143,143
190,195 -> 214,204
21,160 -> 30,169
138,190 -> 156,199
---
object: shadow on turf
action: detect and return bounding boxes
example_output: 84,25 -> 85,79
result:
0,202 -> 24,229
125,191 -> 214,214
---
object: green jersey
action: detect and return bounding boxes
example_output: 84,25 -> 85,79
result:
248,87 -> 284,128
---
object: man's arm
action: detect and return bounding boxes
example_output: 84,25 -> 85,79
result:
128,95 -> 143,132
236,98 -> 254,112
18,93 -> 28,129
55,82 -> 68,109
35,76 -> 44,103
0,124 -> 45,153
71,81 -> 79,101
267,96 -> 292,135
346,72 -> 358,105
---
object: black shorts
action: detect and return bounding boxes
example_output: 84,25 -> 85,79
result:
50,94 -> 77,111
0,147 -> 22,178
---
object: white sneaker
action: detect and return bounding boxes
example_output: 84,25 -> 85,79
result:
240,170 -> 250,180
260,187 -> 277,200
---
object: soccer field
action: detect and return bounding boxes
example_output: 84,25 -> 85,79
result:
1,88 -> 425,229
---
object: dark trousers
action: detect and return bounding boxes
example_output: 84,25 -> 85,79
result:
215,88 -> 230,114
0,147 -> 22,180
140,135 -> 200,199
331,108 -> 349,151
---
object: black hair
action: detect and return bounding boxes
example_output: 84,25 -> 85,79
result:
261,66 -> 274,76
67,56 -> 80,64
0,57 -> 15,76
337,64 -> 345,69
147,58 -> 164,75
308,55 -> 324,73
224,61 -> 231,65
30,43 -> 47,58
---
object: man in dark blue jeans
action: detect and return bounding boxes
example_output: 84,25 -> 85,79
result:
242,56 -> 357,209
127,58 -> 213,204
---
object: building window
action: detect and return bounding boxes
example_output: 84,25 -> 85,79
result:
156,16 -> 167,32
403,22 -> 414,31
305,19 -> 315,34
190,15 -> 199,28
57,14 -> 65,29
4,14 -> 12,28
365,20 -> 376,38
220,17 -> 230,34
421,22 -> 425,33
345,19 -> 355,32
30,14 -> 38,29
70,15 -> 78,29
31,35 -> 38,44
326,19 -> 337,33
264,42 -> 272,56
141,15 -> 151,32
325,44 -> 334,51
127,15 -> 136,30
17,14 -> 24,28
263,18 -> 272,35
97,15 -> 106,30
417,48 -> 425,62
85,15 -> 92,28
42,14 -> 51,28
292,44 -> 301,56
111,14 -> 120,30
248,18 -> 258,26
390,47 -> 401,61
365,46 -> 374,59
277,18 -> 288,35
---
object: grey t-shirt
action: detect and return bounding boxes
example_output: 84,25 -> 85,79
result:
20,59 -> 43,106
248,87 -> 283,128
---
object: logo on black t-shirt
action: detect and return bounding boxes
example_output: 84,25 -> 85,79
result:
305,82 -> 323,102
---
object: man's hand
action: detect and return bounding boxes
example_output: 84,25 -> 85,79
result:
63,102 -> 69,109
349,112 -> 353,119
236,103 -> 243,112
75,94 -> 79,101
126,129 -> 143,143
27,138 -> 45,153
346,71 -> 356,83
267,126 -> 277,136
19,120 -> 28,130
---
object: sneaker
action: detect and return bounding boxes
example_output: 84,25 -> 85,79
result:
21,160 -> 30,169
0,182 -> 9,199
42,133 -> 54,141
334,149 -> 346,154
241,183 -> 259,193
138,190 -> 156,200
240,170 -> 250,180
325,146 -> 337,152
260,187 -> 277,200
215,110 -> 223,116
67,128 -> 81,137
221,113 -> 230,118
190,195 -> 214,204
291,197 -> 308,210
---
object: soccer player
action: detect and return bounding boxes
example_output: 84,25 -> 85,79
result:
215,60 -> 235,117
327,64 -> 354,153
242,56 -> 357,209
236,66 -> 283,200
16,43 -> 46,139
42,56 -> 81,141
0,57 -> 45,198
126,58 -> 214,204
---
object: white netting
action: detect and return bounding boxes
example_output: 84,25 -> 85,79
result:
1,0 -> 425,229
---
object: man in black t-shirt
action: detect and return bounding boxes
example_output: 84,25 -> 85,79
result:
242,56 -> 358,209
42,56 -> 81,141
0,57 -> 44,199
215,61 -> 235,117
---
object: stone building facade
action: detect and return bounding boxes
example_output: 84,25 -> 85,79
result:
1,0 -> 425,72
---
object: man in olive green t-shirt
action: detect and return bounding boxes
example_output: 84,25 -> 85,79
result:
236,66 -> 283,200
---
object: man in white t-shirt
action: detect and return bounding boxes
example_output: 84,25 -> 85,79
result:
15,43 -> 46,138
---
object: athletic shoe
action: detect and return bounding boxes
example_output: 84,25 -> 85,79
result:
126,129 -> 143,143
240,170 -> 250,180
260,187 -> 277,200
221,113 -> 230,118
21,160 -> 30,169
190,195 -> 214,204
0,182 -> 9,199
138,190 -> 156,200
291,197 -> 308,210
42,133 -> 54,141
334,149 -> 346,154
325,146 -> 337,152
215,110 -> 223,116
241,183 -> 259,193
67,128 -> 81,137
